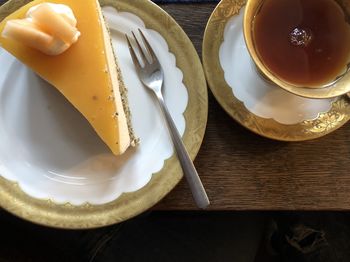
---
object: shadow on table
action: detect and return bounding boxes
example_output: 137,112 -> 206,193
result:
1,210 -> 350,262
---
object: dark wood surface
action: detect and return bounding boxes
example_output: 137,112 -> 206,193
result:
156,3 -> 350,211
0,1 -> 349,211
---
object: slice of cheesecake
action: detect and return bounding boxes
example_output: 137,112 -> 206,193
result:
0,0 -> 136,155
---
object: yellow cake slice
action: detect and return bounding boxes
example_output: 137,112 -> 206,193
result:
0,0 -> 136,155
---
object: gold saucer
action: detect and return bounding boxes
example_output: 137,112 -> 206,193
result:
202,0 -> 350,141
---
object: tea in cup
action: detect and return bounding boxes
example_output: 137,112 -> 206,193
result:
244,0 -> 350,98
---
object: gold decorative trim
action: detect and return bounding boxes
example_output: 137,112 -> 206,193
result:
203,0 -> 350,142
0,0 -> 208,229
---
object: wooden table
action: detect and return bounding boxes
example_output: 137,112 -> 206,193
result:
0,3 -> 348,261
0,1 -> 349,211
156,3 -> 350,211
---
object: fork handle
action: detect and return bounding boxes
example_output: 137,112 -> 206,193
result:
155,92 -> 210,209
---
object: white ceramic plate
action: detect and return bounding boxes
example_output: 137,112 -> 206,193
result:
0,7 -> 188,205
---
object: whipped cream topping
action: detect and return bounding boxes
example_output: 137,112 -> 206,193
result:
27,3 -> 77,27
2,3 -> 81,55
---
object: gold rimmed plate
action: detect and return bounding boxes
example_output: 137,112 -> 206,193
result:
203,0 -> 350,141
0,0 -> 208,228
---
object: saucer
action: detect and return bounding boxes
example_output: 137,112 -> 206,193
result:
203,0 -> 350,141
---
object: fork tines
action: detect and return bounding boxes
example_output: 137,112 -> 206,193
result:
125,29 -> 158,68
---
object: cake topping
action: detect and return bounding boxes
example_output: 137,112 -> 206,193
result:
1,3 -> 80,55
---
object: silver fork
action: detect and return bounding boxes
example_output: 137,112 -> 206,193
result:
126,29 -> 210,209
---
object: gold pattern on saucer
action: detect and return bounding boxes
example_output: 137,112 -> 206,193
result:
243,0 -> 350,98
0,0 -> 208,229
304,99 -> 349,134
203,0 -> 350,141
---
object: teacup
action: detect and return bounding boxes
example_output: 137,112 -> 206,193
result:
243,0 -> 350,99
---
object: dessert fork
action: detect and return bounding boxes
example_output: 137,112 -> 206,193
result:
126,29 -> 210,209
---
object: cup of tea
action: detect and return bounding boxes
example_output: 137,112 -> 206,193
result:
243,0 -> 350,99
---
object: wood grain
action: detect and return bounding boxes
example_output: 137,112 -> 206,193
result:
156,3 -> 350,210
1,1 -> 349,211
